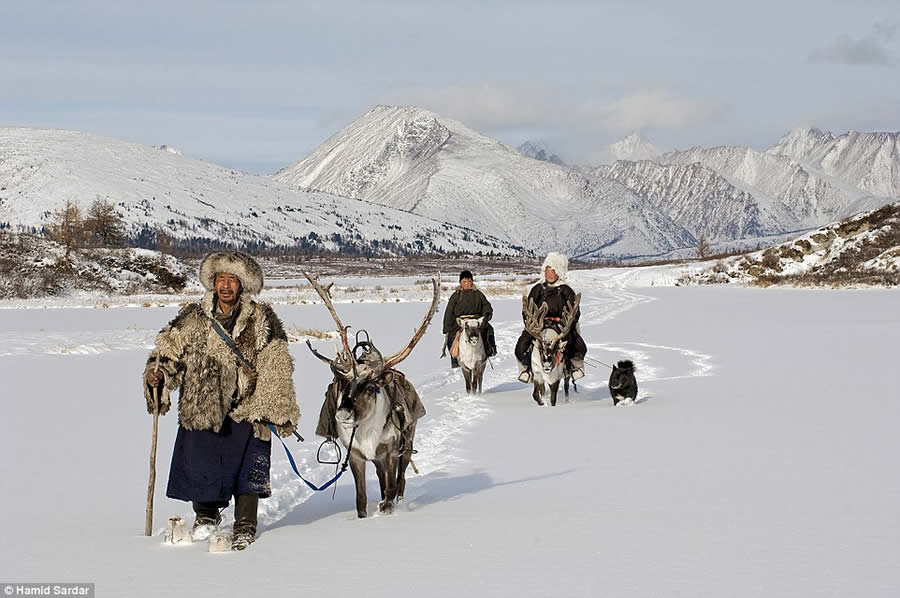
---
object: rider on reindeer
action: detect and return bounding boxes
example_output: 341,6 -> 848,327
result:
442,270 -> 497,367
515,253 -> 587,383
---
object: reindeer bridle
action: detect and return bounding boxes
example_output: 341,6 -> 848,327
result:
304,271 -> 441,406
522,293 -> 582,371
461,318 -> 482,344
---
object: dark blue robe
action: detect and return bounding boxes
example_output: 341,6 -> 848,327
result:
166,417 -> 271,503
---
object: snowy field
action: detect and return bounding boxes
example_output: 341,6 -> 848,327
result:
1,267 -> 898,597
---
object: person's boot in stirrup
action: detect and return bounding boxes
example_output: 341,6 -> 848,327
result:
569,357 -> 585,381
517,360 -> 532,383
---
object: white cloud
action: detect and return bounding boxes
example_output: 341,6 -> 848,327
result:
808,24 -> 897,66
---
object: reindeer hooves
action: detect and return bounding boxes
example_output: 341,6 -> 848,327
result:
357,511 -> 367,519
378,500 -> 395,515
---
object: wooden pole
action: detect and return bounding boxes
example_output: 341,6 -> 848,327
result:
145,355 -> 160,536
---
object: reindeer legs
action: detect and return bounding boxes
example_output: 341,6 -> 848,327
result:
549,380 -> 561,407
376,462 -> 388,500
396,423 -> 416,502
375,451 -> 399,515
532,381 -> 545,405
349,453 -> 368,518
462,367 -> 473,393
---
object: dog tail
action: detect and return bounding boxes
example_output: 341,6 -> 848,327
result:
616,359 -> 635,371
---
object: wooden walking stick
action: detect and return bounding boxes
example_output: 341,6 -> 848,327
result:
145,354 -> 160,536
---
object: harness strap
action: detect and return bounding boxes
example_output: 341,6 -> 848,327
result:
268,423 -> 354,492
208,316 -> 256,373
210,315 -> 306,442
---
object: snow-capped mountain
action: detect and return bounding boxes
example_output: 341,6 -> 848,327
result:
516,141 -> 565,165
0,128 -> 525,257
274,106 -> 696,257
767,128 -> 900,199
608,131 -> 660,162
594,128 -> 899,247
596,160 -> 780,241
656,144 -> 883,229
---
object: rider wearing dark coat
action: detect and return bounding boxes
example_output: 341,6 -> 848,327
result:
442,270 -> 497,367
515,253 -> 587,382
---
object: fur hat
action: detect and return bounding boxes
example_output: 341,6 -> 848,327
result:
541,252 -> 569,283
459,270 -> 474,281
199,251 -> 264,295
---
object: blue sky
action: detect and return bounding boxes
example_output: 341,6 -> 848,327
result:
1,0 -> 898,173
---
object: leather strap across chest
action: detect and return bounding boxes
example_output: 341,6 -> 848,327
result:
208,315 -> 256,373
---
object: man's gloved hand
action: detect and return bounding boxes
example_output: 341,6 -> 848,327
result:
144,368 -> 170,415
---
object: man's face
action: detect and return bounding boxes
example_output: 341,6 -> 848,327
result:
214,272 -> 242,306
544,266 -> 558,283
460,278 -> 474,290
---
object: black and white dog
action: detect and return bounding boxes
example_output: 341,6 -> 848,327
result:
608,360 -> 638,406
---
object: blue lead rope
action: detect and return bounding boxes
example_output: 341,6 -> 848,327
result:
267,423 -> 351,492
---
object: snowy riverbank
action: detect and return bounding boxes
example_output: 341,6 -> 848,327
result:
1,267 -> 897,597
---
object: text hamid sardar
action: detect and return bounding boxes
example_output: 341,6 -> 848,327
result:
7,587 -> 91,596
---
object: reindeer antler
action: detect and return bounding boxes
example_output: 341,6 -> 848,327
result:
549,293 -> 581,343
303,272 -> 357,377
522,296 -> 549,340
303,272 -> 351,354
305,339 -> 333,364
382,273 -> 442,370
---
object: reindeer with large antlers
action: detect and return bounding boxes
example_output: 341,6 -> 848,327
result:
306,272 -> 440,518
522,292 -> 581,406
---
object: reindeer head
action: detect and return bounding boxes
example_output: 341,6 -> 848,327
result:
305,272 -> 441,427
523,293 -> 581,374
328,344 -> 396,427
456,316 -> 484,346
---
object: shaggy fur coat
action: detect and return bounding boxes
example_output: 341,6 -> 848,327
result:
143,291 -> 299,441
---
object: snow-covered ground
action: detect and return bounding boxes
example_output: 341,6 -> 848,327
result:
1,267 -> 897,597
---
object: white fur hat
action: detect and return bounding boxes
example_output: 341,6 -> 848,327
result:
199,251 -> 264,295
541,252 -> 569,283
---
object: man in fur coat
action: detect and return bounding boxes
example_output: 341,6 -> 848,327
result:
514,252 -> 587,383
143,251 -> 299,551
442,270 -> 497,368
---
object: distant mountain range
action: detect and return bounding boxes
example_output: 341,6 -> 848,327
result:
2,108 -> 897,260
0,128 -> 526,257
518,131 -> 660,165
606,131 -> 660,163
276,106 -> 898,257
516,141 -> 565,166
274,106 -> 696,258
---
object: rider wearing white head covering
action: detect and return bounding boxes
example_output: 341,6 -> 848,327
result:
515,252 -> 587,383
540,252 -> 568,285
